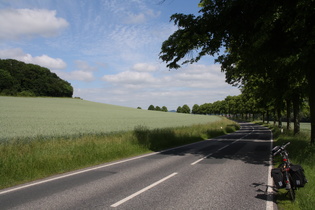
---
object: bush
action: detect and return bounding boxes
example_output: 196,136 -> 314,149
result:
17,91 -> 36,97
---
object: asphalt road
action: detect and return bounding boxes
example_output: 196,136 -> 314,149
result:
0,122 -> 275,209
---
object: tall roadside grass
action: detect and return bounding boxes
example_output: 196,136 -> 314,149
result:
261,123 -> 314,210
0,118 -> 239,190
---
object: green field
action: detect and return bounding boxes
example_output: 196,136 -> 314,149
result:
0,96 -> 221,140
281,122 -> 311,132
0,96 -> 239,189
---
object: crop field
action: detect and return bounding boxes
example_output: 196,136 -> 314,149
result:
280,122 -> 311,132
0,96 -> 222,141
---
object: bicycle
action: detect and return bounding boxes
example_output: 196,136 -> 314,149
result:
271,142 -> 308,201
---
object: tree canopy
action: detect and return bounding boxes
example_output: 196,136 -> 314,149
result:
147,104 -> 168,112
160,0 -> 315,144
0,59 -> 73,97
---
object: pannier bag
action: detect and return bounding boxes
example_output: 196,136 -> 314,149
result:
290,164 -> 308,187
271,168 -> 285,188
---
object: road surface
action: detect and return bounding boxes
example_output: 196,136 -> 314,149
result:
0,122 -> 276,209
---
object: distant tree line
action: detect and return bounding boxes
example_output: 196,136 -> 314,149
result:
0,59 -> 73,97
146,104 -> 192,113
192,93 -> 310,134
147,105 -> 168,112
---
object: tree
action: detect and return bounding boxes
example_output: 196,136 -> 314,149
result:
176,106 -> 183,113
192,104 -> 200,114
160,0 -> 315,144
0,69 -> 14,91
0,59 -> 73,97
162,106 -> 168,112
148,105 -> 155,110
182,104 -> 191,114
155,106 -> 161,111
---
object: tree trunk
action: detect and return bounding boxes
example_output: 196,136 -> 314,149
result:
309,67 -> 315,145
267,109 -> 270,124
262,112 -> 265,124
292,94 -> 300,135
277,108 -> 282,128
286,99 -> 291,130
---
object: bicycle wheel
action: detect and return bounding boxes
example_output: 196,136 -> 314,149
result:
288,174 -> 296,201
288,188 -> 295,201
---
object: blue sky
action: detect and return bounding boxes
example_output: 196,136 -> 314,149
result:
0,0 -> 240,110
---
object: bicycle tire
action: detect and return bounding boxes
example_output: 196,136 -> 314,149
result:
288,188 -> 295,201
288,174 -> 296,201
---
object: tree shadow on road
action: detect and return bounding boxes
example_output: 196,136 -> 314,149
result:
133,123 -> 272,166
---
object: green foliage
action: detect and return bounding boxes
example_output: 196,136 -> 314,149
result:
176,104 -> 191,114
177,106 -> 182,113
182,104 -> 191,113
160,0 -> 315,143
0,59 -> 73,97
0,69 -> 14,90
148,104 -> 155,110
192,104 -> 200,114
17,91 -> 36,97
147,104 -> 168,112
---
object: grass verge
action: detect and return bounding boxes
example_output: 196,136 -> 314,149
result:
261,123 -> 314,210
0,118 -> 239,190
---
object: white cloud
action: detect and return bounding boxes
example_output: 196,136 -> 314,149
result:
74,60 -> 97,72
102,0 -> 160,25
131,63 -> 159,72
74,83 -> 240,110
0,8 -> 68,41
123,9 -> 161,24
66,71 -> 95,82
175,64 -> 226,88
124,13 -> 146,24
97,63 -> 240,109
0,48 -> 67,69
102,71 -> 156,87
29,54 -> 67,70
56,60 -> 97,82
145,9 -> 161,18
102,64 -> 227,90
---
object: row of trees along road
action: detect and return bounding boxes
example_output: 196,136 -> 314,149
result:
159,0 -> 315,144
192,94 -> 310,133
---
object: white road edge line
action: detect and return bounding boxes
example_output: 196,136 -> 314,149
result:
0,139 -> 209,196
0,137 -> 218,195
0,138 -> 216,195
266,129 -> 274,210
110,172 -> 178,208
191,153 -> 213,165
0,152 -> 159,195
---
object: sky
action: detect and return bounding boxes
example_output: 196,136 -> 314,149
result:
0,0 -> 240,110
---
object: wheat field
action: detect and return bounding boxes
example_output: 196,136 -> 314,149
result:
0,96 -> 221,140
